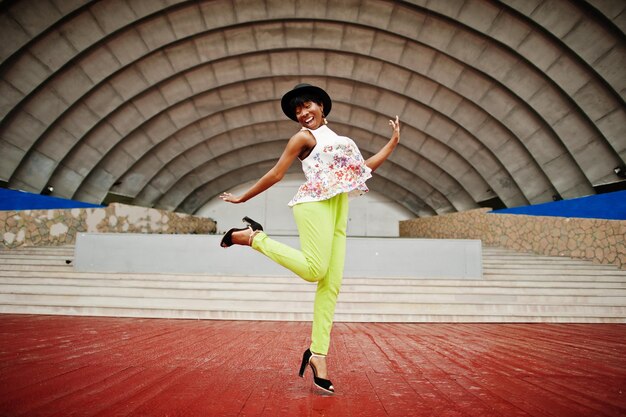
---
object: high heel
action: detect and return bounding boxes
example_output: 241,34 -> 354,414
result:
220,217 -> 264,248
220,227 -> 249,248
298,349 -> 334,394
242,216 -> 263,232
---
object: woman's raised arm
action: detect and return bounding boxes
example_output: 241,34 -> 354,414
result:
365,116 -> 400,172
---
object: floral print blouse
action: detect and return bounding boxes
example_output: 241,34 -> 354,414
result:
288,125 -> 372,206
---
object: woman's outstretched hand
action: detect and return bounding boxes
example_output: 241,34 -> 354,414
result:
220,192 -> 243,204
389,115 -> 400,143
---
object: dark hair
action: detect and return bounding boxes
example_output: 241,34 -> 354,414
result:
289,94 -> 325,116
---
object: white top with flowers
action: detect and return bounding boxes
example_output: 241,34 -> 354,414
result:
288,125 -> 372,207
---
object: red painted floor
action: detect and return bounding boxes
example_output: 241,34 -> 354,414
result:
0,315 -> 625,416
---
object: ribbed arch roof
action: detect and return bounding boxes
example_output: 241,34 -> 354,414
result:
0,0 -> 624,217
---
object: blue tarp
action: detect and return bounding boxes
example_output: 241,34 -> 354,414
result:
490,190 -> 626,220
0,188 -> 103,211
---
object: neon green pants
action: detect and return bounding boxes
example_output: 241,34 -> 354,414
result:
251,193 -> 348,355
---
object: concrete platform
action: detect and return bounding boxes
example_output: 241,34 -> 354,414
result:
73,233 -> 482,279
0,314 -> 624,416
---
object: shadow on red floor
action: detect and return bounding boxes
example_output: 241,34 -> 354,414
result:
0,315 -> 625,416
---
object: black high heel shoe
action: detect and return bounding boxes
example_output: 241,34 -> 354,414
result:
298,349 -> 334,394
220,217 -> 264,248
242,216 -> 263,232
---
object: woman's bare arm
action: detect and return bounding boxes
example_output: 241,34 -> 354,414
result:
365,116 -> 400,172
220,131 -> 312,204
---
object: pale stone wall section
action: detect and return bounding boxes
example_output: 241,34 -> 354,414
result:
0,203 -> 217,249
400,209 -> 625,270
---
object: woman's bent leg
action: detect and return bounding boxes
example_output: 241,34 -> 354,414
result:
251,200 -> 334,283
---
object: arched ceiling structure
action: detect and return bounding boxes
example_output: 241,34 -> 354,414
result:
0,0 -> 624,216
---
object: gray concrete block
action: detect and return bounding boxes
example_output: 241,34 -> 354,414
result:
268,51 -> 299,76
563,18 -> 614,63
107,30 -> 149,66
455,70 -> 492,103
474,118 -> 510,151
419,16 -> 456,50
0,81 -> 23,120
143,116 -> 178,145
371,33 -> 407,63
119,130 -> 152,161
23,86 -> 66,125
428,55 -> 464,89
389,4 -> 425,39
84,122 -> 122,155
168,5 -> 205,39
519,32 -> 561,71
223,26 -> 256,55
47,165 -> 84,198
400,42 -> 436,75
358,0 -> 393,28
200,0 -> 236,29
594,46 -> 626,96
74,233 -> 482,279
62,142 -> 101,177
553,112 -> 598,151
0,140 -> 24,180
452,101 -> 488,134
530,0 -> 580,38
574,139 -> 621,185
137,16 -> 176,51
503,64 -> 544,101
5,52 -> 51,95
476,46 -> 518,81
38,127 -> 78,161
165,43 -> 201,73
12,150 -> 56,191
78,48 -> 121,85
99,149 -> 135,179
53,67 -> 94,104
404,75 -> 438,107
310,22 -> 343,50
83,83 -> 123,118
109,67 -> 149,101
61,11 -> 105,52
9,0 -> 61,36
91,0 -> 136,33
457,0 -> 500,32
29,31 -> 76,71
341,25 -> 375,55
135,52 -> 175,85
254,22 -> 286,50
60,103 -> 100,139
0,12 -> 30,61
447,30 -> 486,65
429,87 -> 462,116
596,108 -> 626,155
425,113 -> 457,145
234,0 -> 267,21
3,111 -> 46,151
502,106 -> 541,140
126,0 -> 167,18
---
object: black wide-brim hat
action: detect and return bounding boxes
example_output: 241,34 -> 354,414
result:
280,83 -> 332,122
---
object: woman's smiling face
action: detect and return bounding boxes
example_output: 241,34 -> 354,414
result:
295,100 -> 324,130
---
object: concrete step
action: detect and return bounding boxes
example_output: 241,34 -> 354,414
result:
1,276 -> 624,293
2,283 -> 626,305
0,243 -> 624,322
0,295 -> 624,321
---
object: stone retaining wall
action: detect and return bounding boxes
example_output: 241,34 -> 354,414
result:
400,208 -> 625,270
1,203 -> 217,248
